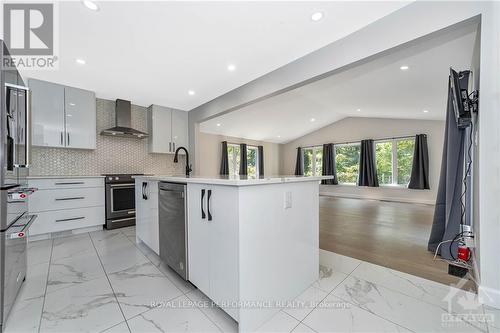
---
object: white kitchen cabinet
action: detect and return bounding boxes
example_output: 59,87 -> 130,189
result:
29,79 -> 96,149
147,105 -> 188,154
28,177 -> 105,237
30,79 -> 65,147
64,86 -> 96,149
135,179 -> 159,254
187,183 -> 239,320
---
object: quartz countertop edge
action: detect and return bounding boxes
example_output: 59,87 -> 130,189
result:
27,175 -> 106,179
133,175 -> 333,186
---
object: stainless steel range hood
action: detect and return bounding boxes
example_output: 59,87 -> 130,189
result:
100,99 -> 149,138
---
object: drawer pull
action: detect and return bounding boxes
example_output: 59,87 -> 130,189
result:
55,197 -> 85,201
55,216 -> 85,223
54,182 -> 85,185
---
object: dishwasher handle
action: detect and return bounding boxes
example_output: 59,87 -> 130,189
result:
201,189 -> 206,219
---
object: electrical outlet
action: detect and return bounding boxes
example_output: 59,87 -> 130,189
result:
284,191 -> 292,209
461,225 -> 473,233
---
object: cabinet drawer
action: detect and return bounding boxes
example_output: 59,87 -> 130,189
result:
29,187 -> 104,212
28,178 -> 104,190
29,207 -> 104,236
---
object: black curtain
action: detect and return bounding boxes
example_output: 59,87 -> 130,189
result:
294,147 -> 303,176
408,134 -> 430,189
428,73 -> 469,259
258,146 -> 264,176
239,143 -> 248,176
358,139 -> 379,187
321,144 -> 338,185
219,141 -> 229,175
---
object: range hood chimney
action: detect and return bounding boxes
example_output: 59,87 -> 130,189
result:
100,99 -> 149,139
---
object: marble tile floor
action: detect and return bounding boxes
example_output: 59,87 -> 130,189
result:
4,226 -> 497,333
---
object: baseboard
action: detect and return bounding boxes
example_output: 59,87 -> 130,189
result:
319,191 -> 435,205
478,285 -> 500,309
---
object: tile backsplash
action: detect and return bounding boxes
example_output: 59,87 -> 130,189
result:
30,98 -> 185,176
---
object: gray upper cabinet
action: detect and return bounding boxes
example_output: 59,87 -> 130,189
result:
30,79 -> 65,147
29,79 -> 96,149
148,105 -> 188,154
64,87 -> 96,149
171,109 -> 188,153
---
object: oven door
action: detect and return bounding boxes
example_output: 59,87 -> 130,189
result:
106,183 -> 136,219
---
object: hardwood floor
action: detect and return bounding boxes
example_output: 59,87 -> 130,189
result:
319,196 -> 466,286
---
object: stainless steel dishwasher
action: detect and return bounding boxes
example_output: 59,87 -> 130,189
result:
158,182 -> 188,280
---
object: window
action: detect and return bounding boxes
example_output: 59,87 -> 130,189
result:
335,144 -> 360,184
247,146 -> 258,178
375,141 -> 393,185
396,139 -> 415,185
227,144 -> 260,177
303,147 -> 322,176
227,144 -> 240,177
375,138 -> 415,186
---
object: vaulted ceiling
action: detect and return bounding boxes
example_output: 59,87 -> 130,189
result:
200,24 -> 478,143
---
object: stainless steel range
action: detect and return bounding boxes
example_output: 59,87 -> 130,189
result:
103,174 -> 142,229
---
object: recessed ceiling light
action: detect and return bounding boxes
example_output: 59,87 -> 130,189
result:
188,90 -> 195,96
311,12 -> 324,22
227,64 -> 236,71
400,65 -> 409,71
310,118 -> 316,122
76,58 -> 86,65
277,135 -> 281,138
357,108 -> 361,112
423,109 -> 429,113
216,123 -> 221,127
82,0 -> 99,11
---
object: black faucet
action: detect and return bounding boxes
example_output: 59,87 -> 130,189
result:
173,146 -> 192,177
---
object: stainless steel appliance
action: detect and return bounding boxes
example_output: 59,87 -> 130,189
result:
158,182 -> 188,280
104,174 -> 142,229
1,41 -> 37,332
100,99 -> 149,138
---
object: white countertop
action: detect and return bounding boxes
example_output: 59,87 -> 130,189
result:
27,175 -> 106,179
133,175 -> 333,186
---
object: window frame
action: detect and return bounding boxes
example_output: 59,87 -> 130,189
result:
227,143 -> 260,177
302,146 -> 322,176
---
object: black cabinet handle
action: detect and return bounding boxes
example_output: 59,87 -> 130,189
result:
207,190 -> 212,221
201,189 -> 206,219
142,182 -> 148,200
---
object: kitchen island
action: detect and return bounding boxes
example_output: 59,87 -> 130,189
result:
134,175 -> 330,332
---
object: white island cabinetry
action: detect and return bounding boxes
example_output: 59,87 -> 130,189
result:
187,184 -> 239,319
135,179 -> 159,254
135,175 -> 326,332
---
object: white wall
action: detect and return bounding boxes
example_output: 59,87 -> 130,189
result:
281,117 -> 445,204
196,132 -> 282,177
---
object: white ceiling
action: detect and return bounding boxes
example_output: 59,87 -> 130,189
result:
17,1 -> 410,110
200,26 -> 478,143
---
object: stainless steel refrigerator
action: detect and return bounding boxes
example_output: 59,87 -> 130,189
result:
0,41 -> 37,332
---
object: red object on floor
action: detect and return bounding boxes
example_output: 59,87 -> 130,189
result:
457,245 -> 470,261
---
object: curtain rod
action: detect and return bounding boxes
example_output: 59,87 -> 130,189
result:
299,134 -> 422,149
225,141 -> 260,148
